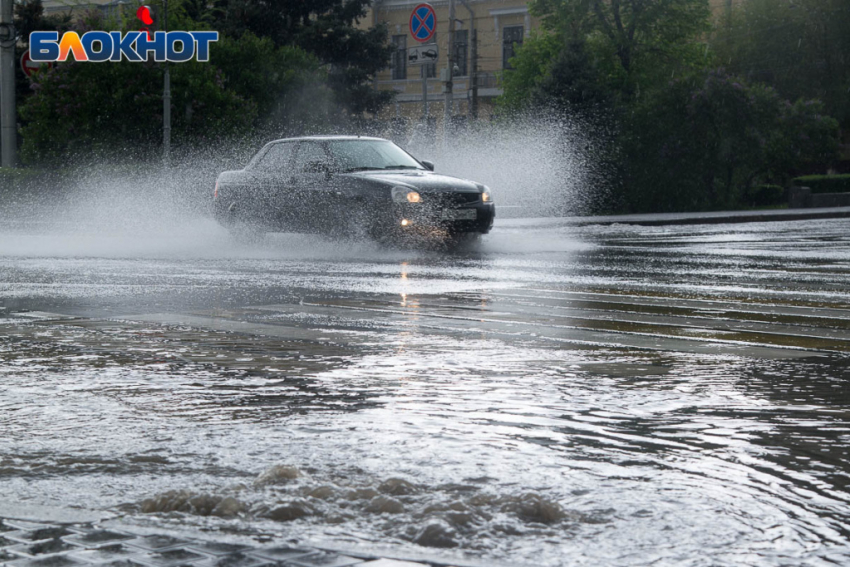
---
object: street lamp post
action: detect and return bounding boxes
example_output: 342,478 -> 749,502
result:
163,0 -> 171,168
0,0 -> 17,168
443,0 -> 455,143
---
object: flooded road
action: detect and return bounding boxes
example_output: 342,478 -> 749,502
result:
2,217 -> 850,566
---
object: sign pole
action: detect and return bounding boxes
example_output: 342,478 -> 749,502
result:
444,0 -> 455,142
409,5 -> 436,122
471,28 -> 478,120
0,0 -> 17,167
163,0 -> 171,169
421,66 -> 428,118
459,0 -> 476,121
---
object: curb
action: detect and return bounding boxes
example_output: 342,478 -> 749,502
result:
498,206 -> 850,228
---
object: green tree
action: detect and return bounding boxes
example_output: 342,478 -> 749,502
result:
13,0 -> 72,117
500,0 -> 841,215
499,32 -> 563,112
617,71 -> 838,212
501,0 -> 712,125
531,0 -> 711,98
16,3 -> 346,165
710,0 -> 850,130
531,39 -> 613,116
18,9 -> 255,165
209,33 -> 333,133
165,2 -> 334,132
206,0 -> 393,116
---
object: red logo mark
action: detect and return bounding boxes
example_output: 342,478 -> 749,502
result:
136,6 -> 154,25
137,6 -> 154,40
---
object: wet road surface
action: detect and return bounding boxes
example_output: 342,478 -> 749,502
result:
2,217 -> 850,566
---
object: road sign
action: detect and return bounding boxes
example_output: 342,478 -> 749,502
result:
409,3 -> 436,43
20,50 -> 53,79
407,43 -> 438,66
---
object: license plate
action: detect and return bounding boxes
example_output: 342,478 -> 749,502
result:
440,209 -> 477,221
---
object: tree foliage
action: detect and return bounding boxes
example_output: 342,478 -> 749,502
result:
19,42 -> 255,165
12,0 -> 72,112
499,32 -> 564,112
13,0 -> 395,165
617,71 -> 838,212
530,0 -> 711,98
207,33 -> 333,131
500,0 -> 841,213
16,8 -> 330,165
709,0 -> 850,129
197,0 -> 393,115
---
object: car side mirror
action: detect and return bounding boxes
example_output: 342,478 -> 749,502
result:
421,160 -> 435,171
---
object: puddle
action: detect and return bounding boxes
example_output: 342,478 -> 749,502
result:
2,218 -> 850,565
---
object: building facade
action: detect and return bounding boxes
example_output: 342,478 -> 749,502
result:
41,0 -> 131,18
363,0 -> 538,123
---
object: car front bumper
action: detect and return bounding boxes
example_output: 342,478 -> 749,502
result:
394,202 -> 495,234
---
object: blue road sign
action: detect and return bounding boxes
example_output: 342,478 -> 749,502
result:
409,3 -> 437,43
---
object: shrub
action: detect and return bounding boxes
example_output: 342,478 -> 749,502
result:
792,174 -> 850,194
616,70 -> 839,213
746,184 -> 785,207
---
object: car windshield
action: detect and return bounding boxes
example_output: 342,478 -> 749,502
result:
328,140 -> 424,172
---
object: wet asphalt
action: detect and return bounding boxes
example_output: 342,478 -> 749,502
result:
2,215 -> 850,566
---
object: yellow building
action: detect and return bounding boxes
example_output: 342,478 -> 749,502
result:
364,0 -> 538,123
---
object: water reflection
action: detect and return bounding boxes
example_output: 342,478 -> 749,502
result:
2,219 -> 850,565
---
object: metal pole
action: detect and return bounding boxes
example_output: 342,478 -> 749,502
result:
459,0 -> 476,121
163,67 -> 170,166
421,65 -> 428,118
0,0 -> 17,167
163,0 -> 171,168
443,0 -> 455,141
470,28 -> 478,120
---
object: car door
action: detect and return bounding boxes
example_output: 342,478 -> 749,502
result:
289,141 -> 345,231
250,141 -> 298,229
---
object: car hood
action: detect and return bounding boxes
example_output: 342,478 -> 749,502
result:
346,170 -> 482,193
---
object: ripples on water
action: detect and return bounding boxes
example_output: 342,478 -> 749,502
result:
2,320 -> 850,565
2,219 -> 850,565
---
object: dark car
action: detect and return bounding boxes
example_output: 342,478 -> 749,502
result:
213,136 -> 495,241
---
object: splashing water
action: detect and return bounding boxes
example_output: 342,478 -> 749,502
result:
429,113 -> 601,217
1,114 -> 602,257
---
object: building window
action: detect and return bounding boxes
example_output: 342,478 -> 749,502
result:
391,35 -> 406,80
452,29 -> 468,77
502,25 -> 524,69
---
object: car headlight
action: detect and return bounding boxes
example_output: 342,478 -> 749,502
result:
392,186 -> 421,203
481,186 -> 492,202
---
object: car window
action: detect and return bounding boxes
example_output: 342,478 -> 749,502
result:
328,140 -> 423,172
293,142 -> 331,173
254,142 -> 295,172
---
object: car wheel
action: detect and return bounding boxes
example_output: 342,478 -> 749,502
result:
217,200 -> 265,244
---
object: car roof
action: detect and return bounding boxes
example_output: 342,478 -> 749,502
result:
265,135 -> 389,144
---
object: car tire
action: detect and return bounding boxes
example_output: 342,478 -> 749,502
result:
216,200 -> 266,245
